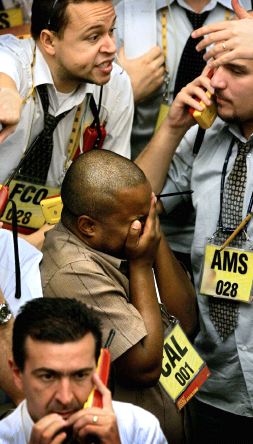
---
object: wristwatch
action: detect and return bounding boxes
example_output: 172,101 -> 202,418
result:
0,302 -> 12,325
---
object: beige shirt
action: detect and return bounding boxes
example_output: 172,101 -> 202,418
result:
40,222 -> 147,361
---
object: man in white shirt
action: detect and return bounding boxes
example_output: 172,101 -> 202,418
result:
115,0 -> 252,279
136,38 -> 253,442
0,0 -> 133,236
0,297 -> 168,444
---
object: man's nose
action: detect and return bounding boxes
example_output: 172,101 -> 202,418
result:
210,66 -> 227,90
55,378 -> 74,405
100,34 -> 116,54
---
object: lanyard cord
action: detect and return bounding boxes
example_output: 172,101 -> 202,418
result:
218,137 -> 253,231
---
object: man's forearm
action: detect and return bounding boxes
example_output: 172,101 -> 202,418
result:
114,263 -> 164,388
154,233 -> 198,337
135,117 -> 187,194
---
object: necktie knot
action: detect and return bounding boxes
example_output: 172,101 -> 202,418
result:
186,10 -> 209,30
237,139 -> 253,157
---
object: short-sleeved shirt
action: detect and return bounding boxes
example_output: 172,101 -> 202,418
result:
0,35 -> 133,187
40,222 -> 147,361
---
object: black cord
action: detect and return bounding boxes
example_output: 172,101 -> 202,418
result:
9,200 -> 21,299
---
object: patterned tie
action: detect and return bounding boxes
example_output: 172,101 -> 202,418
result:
17,84 -> 71,185
173,10 -> 209,98
209,140 -> 252,341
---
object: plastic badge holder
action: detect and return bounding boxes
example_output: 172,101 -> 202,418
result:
40,195 -> 63,224
189,70 -> 217,129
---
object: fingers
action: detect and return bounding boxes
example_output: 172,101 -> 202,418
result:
124,219 -> 142,252
92,373 -> 113,410
178,75 -> 214,112
67,410 -> 119,443
232,0 -> 251,18
29,414 -> 67,444
192,22 -> 227,40
0,124 -> 17,143
195,29 -> 230,53
142,192 -> 157,235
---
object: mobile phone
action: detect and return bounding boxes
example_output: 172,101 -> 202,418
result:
188,70 -> 217,129
40,195 -> 63,224
0,184 -> 9,217
84,348 -> 111,409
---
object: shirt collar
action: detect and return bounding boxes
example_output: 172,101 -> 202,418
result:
21,400 -> 34,442
156,0 -> 234,12
228,124 -> 253,144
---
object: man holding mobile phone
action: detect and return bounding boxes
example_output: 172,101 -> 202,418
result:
135,36 -> 253,442
0,297 -> 168,443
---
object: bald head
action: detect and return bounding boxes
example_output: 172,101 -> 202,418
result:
61,150 -> 148,223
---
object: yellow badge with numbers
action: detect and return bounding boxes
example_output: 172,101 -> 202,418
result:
159,323 -> 210,410
1,180 -> 60,230
200,244 -> 253,303
0,8 -> 23,29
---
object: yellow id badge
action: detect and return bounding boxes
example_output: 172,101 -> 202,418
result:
0,8 -> 23,28
159,323 -> 210,410
200,244 -> 253,303
1,179 -> 60,230
155,103 -> 170,133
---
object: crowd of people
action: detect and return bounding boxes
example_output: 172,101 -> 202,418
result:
0,0 -> 253,443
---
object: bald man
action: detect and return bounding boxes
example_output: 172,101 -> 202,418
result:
40,149 -> 196,443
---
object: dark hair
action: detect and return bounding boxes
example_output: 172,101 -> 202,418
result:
31,0 -> 111,40
13,297 -> 102,371
61,149 -> 147,224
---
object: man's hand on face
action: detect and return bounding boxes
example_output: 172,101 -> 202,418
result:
124,192 -> 161,266
29,413 -> 68,444
65,374 -> 121,444
167,65 -> 215,133
191,0 -> 253,68
29,374 -> 121,444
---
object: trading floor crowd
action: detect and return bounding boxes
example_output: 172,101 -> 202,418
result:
0,0 -> 253,443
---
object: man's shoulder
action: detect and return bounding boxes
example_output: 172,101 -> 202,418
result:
112,400 -> 167,443
0,403 -> 25,443
0,34 -> 33,58
41,223 -> 122,285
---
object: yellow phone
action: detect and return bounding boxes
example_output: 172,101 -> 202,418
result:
189,70 -> 217,129
40,195 -> 63,224
84,348 -> 111,409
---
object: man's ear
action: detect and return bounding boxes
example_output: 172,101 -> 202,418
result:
40,30 -> 57,56
78,215 -> 97,237
9,359 -> 24,392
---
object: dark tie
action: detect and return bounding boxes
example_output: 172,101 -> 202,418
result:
17,84 -> 70,185
173,10 -> 209,98
209,140 -> 252,341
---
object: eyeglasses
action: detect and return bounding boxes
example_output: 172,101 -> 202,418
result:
47,0 -> 60,27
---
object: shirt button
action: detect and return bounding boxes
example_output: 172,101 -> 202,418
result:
241,345 -> 247,351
